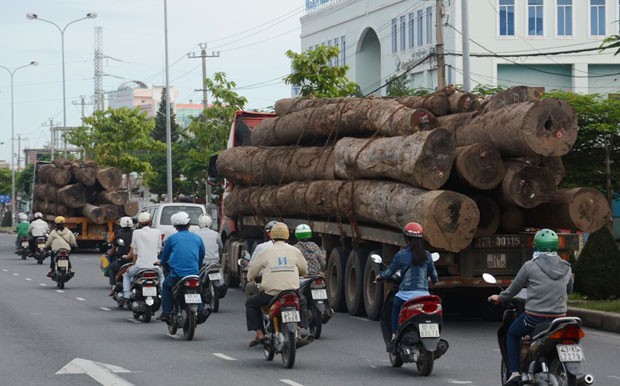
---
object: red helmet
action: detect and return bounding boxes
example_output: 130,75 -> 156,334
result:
403,222 -> 423,238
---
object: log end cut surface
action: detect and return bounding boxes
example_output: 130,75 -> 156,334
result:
523,99 -> 578,157
423,190 -> 480,252
454,143 -> 505,190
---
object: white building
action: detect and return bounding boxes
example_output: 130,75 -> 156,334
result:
107,82 -> 180,118
300,0 -> 620,95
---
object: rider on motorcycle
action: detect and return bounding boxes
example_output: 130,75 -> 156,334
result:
46,216 -> 78,277
376,222 -> 438,344
245,220 -> 278,297
107,216 -> 134,295
122,212 -> 164,300
15,212 -> 30,252
194,214 -> 222,263
293,224 -> 325,276
245,222 -> 307,347
488,229 -> 574,386
28,212 -> 49,257
158,211 -> 205,322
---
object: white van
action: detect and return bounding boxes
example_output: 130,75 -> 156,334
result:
141,203 -> 206,242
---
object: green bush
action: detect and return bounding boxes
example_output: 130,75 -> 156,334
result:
574,226 -> 620,300
1,211 -> 12,227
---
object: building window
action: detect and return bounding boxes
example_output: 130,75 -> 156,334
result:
417,10 -> 424,46
400,16 -> 406,51
528,0 -> 543,36
557,0 -> 573,36
499,0 -> 515,36
392,18 -> 397,53
341,35 -> 346,65
426,7 -> 433,44
590,0 -> 606,36
328,39 -> 333,66
334,37 -> 340,66
409,13 -> 415,48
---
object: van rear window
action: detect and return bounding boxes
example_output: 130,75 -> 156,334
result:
160,206 -> 204,225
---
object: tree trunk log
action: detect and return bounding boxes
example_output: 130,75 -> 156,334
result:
82,204 -> 106,224
439,99 -> 578,157
252,99 -> 437,146
524,188 -> 611,232
57,184 -> 86,209
97,167 -> 123,191
100,204 -> 120,221
450,143 -> 505,190
71,162 -> 98,186
472,195 -> 501,237
52,158 -> 72,169
38,165 -> 71,186
501,161 -> 556,208
447,90 -> 480,113
480,86 -> 542,113
223,180 -> 480,252
123,201 -> 139,217
500,206 -> 525,233
37,164 -> 55,183
96,190 -> 129,206
512,155 -> 565,185
396,94 -> 450,116
274,97 -> 351,115
216,146 -> 335,186
334,129 -> 455,190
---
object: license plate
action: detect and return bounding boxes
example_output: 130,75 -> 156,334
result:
419,323 -> 440,338
142,286 -> 157,296
475,235 -> 522,248
21,241 -> 29,248
486,253 -> 507,269
311,289 -> 327,300
57,260 -> 69,268
557,344 -> 584,362
208,272 -> 222,281
184,293 -> 202,304
37,243 -> 46,249
281,310 -> 300,323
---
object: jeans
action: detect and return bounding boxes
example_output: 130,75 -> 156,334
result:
122,265 -> 163,298
507,312 -> 556,373
108,257 -> 131,286
391,296 -> 405,334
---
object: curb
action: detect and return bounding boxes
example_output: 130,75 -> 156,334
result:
568,307 -> 620,333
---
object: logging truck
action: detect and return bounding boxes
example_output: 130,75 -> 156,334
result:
213,93 -> 607,319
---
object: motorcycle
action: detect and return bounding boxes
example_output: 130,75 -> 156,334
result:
34,235 -> 49,265
51,248 -> 74,289
483,273 -> 595,386
165,274 -> 205,341
371,253 -> 449,376
199,261 -> 227,313
128,268 -> 161,323
18,235 -> 29,260
299,275 -> 333,339
111,261 -> 134,309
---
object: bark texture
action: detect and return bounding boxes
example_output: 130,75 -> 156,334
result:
97,167 -> 123,191
451,143 -> 505,190
396,94 -> 450,116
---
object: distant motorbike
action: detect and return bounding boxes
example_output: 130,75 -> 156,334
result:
128,268 -> 161,323
34,236 -> 49,265
51,248 -> 74,289
483,273 -> 595,386
299,275 -> 333,339
111,261 -> 134,309
371,253 -> 449,376
18,235 -> 29,260
165,274 -> 205,341
199,261 -> 227,313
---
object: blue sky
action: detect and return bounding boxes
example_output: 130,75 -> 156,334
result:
0,0 -> 302,164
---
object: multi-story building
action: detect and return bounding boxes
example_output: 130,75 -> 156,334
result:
301,0 -> 620,95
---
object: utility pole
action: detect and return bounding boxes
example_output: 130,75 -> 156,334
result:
72,95 -> 92,122
188,43 -> 220,128
435,0 -> 446,89
42,118 -> 56,160
461,0 -> 471,91
16,135 -> 26,170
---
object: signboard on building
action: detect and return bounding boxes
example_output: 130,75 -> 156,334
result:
0,194 -> 10,203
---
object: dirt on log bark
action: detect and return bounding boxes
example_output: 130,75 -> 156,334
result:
334,129 -> 455,190
437,99 -> 578,157
501,162 -> 556,208
450,143 -> 505,190
97,167 -> 123,191
396,94 -> 450,116
274,97 -> 351,116
252,99 -> 437,146
524,188 -> 610,232
480,86 -> 542,113
82,204 -> 106,224
96,190 -> 129,206
100,204 -> 120,221
57,184 -> 86,209
71,163 -> 98,186
223,180 -> 480,252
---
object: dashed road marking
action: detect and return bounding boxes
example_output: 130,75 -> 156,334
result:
280,380 -> 304,386
56,290 -> 65,294
2,269 -> 8,272
609,376 -> 620,380
12,273 -> 19,276
128,319 -> 141,324
25,278 -> 32,281
351,316 -> 370,322
75,297 -> 86,301
39,283 -> 48,287
213,353 -> 236,361
168,334 -> 182,340
99,307 -> 111,311
447,380 -> 473,384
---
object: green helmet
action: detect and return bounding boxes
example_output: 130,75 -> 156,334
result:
534,229 -> 559,252
295,224 -> 312,240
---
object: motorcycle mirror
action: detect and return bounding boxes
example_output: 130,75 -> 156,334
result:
370,254 -> 383,264
117,239 -> 125,246
482,273 -> 497,284
241,250 -> 251,260
237,258 -> 245,267
431,252 -> 440,262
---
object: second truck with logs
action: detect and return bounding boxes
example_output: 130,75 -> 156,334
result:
212,87 -> 610,319
32,161 -> 139,249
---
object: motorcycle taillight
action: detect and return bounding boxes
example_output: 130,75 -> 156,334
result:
549,324 -> 585,341
141,271 -> 157,279
279,293 -> 300,307
310,278 -> 325,288
184,279 -> 200,288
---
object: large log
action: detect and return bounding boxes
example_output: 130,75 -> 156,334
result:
251,99 -> 438,146
223,180 -> 480,252
446,90 -> 480,113
481,86 -> 542,113
37,164 -> 55,183
71,162 -> 98,186
33,201 -> 73,217
334,129 -> 455,189
57,184 -> 86,209
450,143 -> 505,190
97,167 -> 123,191
396,94 -> 450,116
37,165 -> 71,185
96,190 -> 129,206
123,201 -> 139,217
501,161 -> 556,208
524,188 -> 610,232
513,155 -> 565,185
216,146 -> 335,186
438,99 -> 578,157
52,158 -> 72,169
100,204 -> 120,221
472,195 -> 501,237
82,204 -> 106,225
274,97 -> 350,116
500,206 -> 525,233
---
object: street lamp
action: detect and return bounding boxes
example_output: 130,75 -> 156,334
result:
0,61 -> 38,227
26,12 -> 97,156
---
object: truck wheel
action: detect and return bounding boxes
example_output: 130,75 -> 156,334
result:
223,239 -> 240,288
240,240 -> 255,292
363,250 -> 384,320
326,247 -> 349,312
345,248 -> 369,316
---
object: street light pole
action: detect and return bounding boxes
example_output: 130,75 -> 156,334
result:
26,12 -> 97,157
0,61 -> 38,228
163,0 -> 173,202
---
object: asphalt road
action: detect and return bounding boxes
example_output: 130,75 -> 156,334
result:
0,233 -> 619,386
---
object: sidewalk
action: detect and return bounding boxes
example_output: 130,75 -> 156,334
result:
568,307 -> 620,333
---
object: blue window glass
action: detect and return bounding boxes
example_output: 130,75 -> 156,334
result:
417,10 -> 424,46
341,35 -> 346,65
557,0 -> 573,36
334,37 -> 339,66
590,0 -> 606,36
391,18 -> 397,53
426,7 -> 433,44
400,16 -> 406,51
409,13 -> 415,48
528,0 -> 543,36
499,0 -> 515,36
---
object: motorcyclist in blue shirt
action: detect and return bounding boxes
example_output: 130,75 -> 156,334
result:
158,211 -> 205,321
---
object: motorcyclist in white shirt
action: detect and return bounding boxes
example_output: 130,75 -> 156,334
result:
28,212 -> 50,257
194,214 -> 222,263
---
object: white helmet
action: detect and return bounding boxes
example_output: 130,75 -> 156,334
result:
172,211 -> 191,226
119,216 -> 133,228
34,212 -> 43,219
137,212 -> 151,224
17,213 -> 27,222
198,214 -> 212,229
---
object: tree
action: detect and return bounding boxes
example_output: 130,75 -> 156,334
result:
0,167 -> 11,195
284,45 -> 359,97
16,164 -> 35,198
574,226 -> 620,299
385,74 -> 411,97
66,107 -> 165,191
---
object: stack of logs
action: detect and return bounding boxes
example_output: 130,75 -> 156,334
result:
33,159 -> 139,225
217,86 -> 611,253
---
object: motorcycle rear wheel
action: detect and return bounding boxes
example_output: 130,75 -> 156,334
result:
167,322 -> 177,335
308,304 -> 322,339
550,358 -> 577,386
143,306 -> 152,323
281,330 -> 296,369
210,283 -> 220,313
21,250 -> 28,260
182,307 -> 196,341
416,348 -> 434,376
389,352 -> 403,368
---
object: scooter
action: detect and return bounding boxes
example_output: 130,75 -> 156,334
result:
128,268 -> 161,323
111,261 -> 134,309
371,253 -> 449,376
33,235 -> 49,265
483,273 -> 595,386
299,275 -> 333,339
165,274 -> 206,341
199,260 -> 227,313
18,235 -> 29,260
51,248 -> 74,289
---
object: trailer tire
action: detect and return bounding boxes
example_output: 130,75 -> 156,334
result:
326,247 -> 349,312
345,248 -> 369,316
223,239 -> 240,288
363,250 -> 384,320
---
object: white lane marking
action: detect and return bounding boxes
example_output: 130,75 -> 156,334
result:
127,319 -> 141,324
25,278 -> 32,281
280,380 -> 304,386
351,316 -> 370,322
99,307 -> 111,311
75,297 -> 86,302
56,358 -> 133,386
609,376 -> 620,380
168,334 -> 182,339
12,273 -> 19,276
212,353 -> 237,361
56,290 -> 65,293
2,269 -> 8,272
40,283 -> 48,287
447,380 -> 473,384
